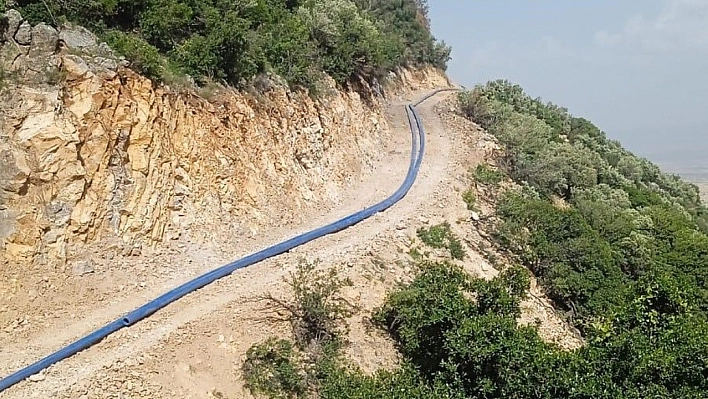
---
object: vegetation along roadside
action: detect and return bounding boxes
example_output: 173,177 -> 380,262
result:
6,0 -> 450,92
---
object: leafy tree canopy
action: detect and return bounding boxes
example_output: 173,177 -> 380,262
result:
9,0 -> 450,90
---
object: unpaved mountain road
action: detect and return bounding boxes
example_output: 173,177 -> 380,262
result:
2,87 -> 583,399
1,89 -> 469,398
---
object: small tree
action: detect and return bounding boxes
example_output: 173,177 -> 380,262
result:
245,260 -> 357,398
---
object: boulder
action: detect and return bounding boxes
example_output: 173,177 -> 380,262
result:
0,148 -> 30,194
58,24 -> 97,50
94,56 -> 118,71
62,54 -> 90,78
3,9 -> 23,41
14,21 -> 31,45
30,23 -> 59,55
72,259 -> 95,276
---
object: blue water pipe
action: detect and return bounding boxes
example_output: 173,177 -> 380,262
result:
0,88 -> 456,392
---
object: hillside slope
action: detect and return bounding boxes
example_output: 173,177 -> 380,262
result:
0,5 -> 600,399
0,86 -> 453,399
0,80 -> 582,399
0,6 -> 464,397
0,6 -> 449,335
434,81 -> 708,398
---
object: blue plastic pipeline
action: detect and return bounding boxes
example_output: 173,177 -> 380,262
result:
0,88 -> 456,392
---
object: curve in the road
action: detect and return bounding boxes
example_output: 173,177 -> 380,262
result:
0,88 -> 456,393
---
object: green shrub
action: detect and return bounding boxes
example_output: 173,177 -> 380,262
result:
0,65 -> 6,90
281,260 -> 355,348
417,223 -> 450,248
462,189 -> 476,211
458,89 -> 496,128
104,30 -> 162,79
16,0 -> 447,90
448,238 -> 466,261
298,0 -> 388,84
417,222 -> 465,260
138,0 -> 194,52
353,0 -> 450,70
252,14 -> 320,89
243,338 -> 307,399
408,246 -> 424,261
373,261 -> 474,374
318,365 -> 458,399
473,164 -> 505,186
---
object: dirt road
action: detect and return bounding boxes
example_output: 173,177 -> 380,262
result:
2,86 -> 585,399
1,89 -> 474,398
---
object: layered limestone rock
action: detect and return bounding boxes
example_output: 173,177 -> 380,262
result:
0,10 -> 449,270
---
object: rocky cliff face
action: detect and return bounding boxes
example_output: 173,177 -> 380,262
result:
0,10 -> 449,273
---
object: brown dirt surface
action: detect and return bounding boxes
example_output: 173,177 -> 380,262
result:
0,89 -> 581,399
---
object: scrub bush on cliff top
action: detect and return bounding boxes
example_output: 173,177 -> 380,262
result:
13,0 -> 449,89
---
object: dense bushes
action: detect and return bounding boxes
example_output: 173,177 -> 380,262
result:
459,80 -> 708,322
102,30 -> 163,78
10,0 -> 449,89
449,81 -> 708,396
459,81 -> 706,216
246,260 -> 707,398
352,0 -> 450,70
376,263 -> 708,398
244,338 -> 308,399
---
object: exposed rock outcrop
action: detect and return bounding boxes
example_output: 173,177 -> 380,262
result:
0,9 -> 449,272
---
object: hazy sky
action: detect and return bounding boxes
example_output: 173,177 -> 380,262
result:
428,0 -> 708,171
